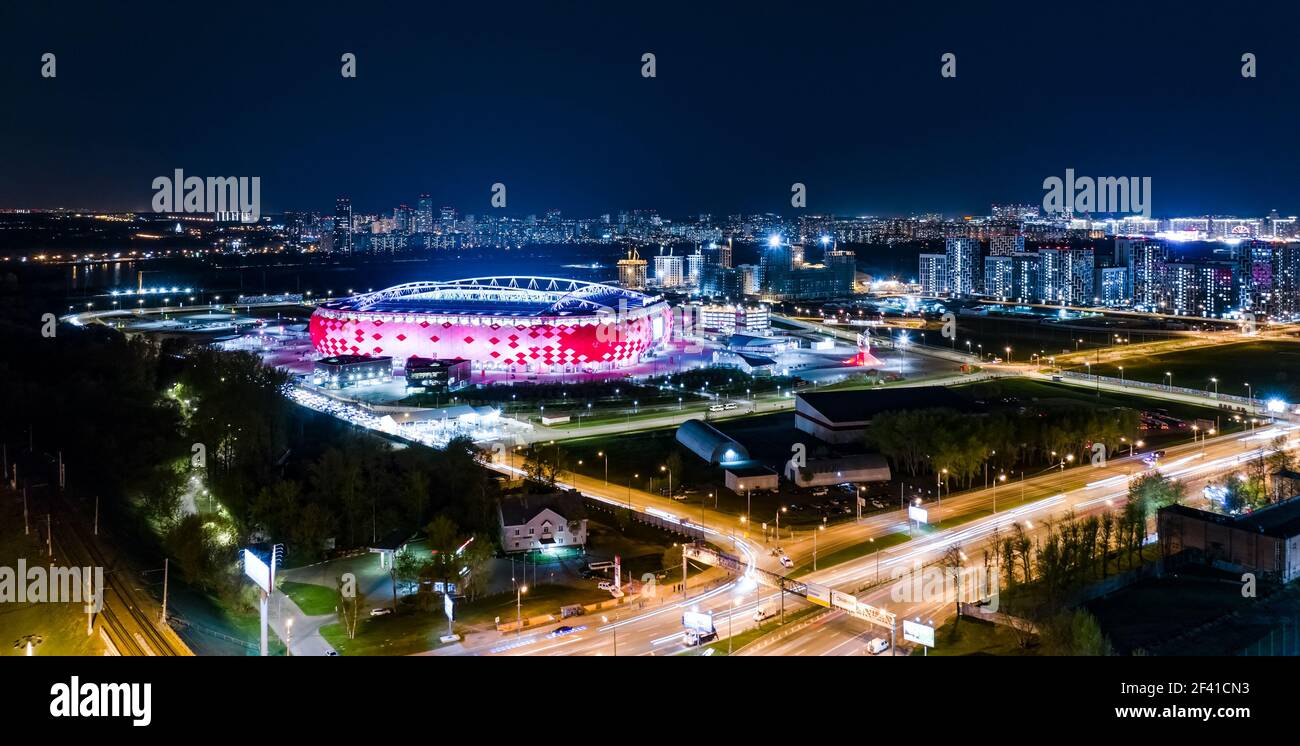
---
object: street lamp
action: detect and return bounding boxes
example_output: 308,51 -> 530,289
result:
1210,377 -> 1218,397
660,464 -> 673,499
814,524 -> 825,571
597,451 -> 608,485
994,472 -> 1006,513
516,584 -> 528,636
775,505 -> 787,543
1165,371 -> 1173,391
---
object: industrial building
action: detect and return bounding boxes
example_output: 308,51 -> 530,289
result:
1158,499 -> 1300,583
312,354 -> 393,389
795,386 -> 975,444
676,419 -> 750,465
784,454 -> 891,487
404,357 -> 471,392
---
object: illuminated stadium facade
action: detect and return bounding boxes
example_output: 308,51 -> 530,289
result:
310,277 -> 673,374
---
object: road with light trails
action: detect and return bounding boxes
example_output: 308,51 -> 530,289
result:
746,422 -> 1300,655
285,350 -> 1293,656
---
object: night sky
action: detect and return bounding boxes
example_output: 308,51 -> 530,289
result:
3,1 -> 1300,217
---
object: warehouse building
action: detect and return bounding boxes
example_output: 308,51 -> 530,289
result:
795,386 -> 975,444
1159,499 -> 1300,583
676,419 -> 750,465
784,453 -> 892,487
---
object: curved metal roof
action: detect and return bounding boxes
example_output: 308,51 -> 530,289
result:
318,276 -> 663,318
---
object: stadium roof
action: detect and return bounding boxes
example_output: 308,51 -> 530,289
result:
318,276 -> 662,318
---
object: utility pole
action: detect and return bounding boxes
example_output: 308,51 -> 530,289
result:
161,558 -> 169,624
46,515 -> 52,558
94,496 -> 99,536
682,546 -> 688,599
23,487 -> 29,535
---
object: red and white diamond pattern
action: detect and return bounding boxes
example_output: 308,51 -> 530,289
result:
309,308 -> 672,372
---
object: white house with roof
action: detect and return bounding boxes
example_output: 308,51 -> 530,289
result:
498,492 -> 588,554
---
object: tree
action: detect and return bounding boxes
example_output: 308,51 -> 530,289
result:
337,576 -> 367,640
164,513 -> 226,592
425,515 -> 461,585
523,446 -> 561,490
290,503 -> 336,563
1099,511 -> 1115,578
139,466 -> 186,530
1040,609 -> 1113,656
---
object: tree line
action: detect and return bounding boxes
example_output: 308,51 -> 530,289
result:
866,404 -> 1141,487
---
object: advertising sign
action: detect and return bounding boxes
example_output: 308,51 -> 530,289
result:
908,505 -> 929,524
903,619 -> 934,647
243,548 -> 271,593
682,610 -> 715,633
805,582 -> 832,608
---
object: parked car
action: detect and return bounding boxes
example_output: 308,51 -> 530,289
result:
370,607 -> 393,617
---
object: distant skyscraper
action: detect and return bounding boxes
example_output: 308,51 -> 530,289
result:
945,238 -> 982,297
918,253 -> 947,295
333,197 -> 353,255
1121,239 -> 1168,310
1038,247 -> 1094,305
653,251 -> 685,288
983,255 -> 1013,299
687,250 -> 703,288
1011,252 -> 1041,302
440,206 -> 457,231
416,194 -> 434,234
989,234 -> 1025,257
1166,263 -> 1234,317
737,264 -> 760,295
1094,266 -> 1129,307
618,247 -> 648,290
992,204 -> 1040,221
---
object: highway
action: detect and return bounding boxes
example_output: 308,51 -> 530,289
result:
749,422 -> 1300,656
417,417 -> 1295,657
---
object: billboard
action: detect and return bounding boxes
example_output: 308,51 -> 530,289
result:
806,582 -> 832,608
831,590 -> 857,612
903,620 -> 934,647
243,548 -> 271,593
908,505 -> 929,524
682,610 -> 715,633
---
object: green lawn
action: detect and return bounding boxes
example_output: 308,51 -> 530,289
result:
280,581 -> 338,616
1062,339 -> 1300,402
916,616 -> 1037,656
319,610 -> 454,656
455,583 -> 612,627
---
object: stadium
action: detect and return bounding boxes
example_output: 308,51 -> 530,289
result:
309,277 -> 673,374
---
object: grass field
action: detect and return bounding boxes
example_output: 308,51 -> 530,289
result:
917,616 -> 1036,656
319,610 -> 454,656
1062,339 -> 1300,402
280,581 -> 338,616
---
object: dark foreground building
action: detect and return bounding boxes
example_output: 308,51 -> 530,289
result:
1158,499 -> 1300,583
